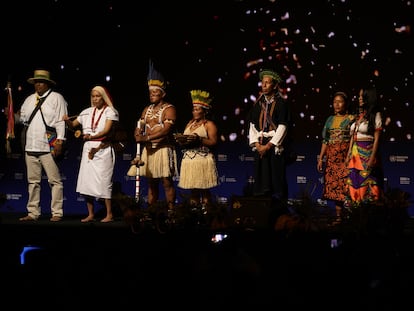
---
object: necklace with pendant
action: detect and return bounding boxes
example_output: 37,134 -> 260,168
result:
91,105 -> 107,132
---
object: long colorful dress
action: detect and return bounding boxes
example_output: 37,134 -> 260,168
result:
321,114 -> 354,203
346,112 -> 383,205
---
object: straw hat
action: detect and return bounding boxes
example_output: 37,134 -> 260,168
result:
27,69 -> 56,86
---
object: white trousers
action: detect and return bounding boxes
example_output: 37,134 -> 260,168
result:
25,152 -> 64,219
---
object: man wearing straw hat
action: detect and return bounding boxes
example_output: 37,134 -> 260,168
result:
17,69 -> 68,222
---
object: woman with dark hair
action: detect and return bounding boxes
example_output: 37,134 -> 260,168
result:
176,89 -> 219,207
317,91 -> 355,224
346,87 -> 384,206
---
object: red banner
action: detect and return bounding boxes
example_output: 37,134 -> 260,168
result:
5,82 -> 15,154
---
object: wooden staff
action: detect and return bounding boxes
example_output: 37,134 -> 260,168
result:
134,120 -> 144,203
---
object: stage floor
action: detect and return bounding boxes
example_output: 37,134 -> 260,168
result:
2,211 -> 414,309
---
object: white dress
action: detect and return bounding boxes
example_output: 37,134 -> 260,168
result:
75,105 -> 119,199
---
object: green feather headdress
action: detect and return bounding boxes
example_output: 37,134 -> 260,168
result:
190,90 -> 212,109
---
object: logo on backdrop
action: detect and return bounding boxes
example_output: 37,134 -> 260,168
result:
389,155 -> 408,163
400,177 -> 411,185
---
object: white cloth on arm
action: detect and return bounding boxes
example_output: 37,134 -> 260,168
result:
270,124 -> 287,155
248,122 -> 260,148
248,122 -> 287,155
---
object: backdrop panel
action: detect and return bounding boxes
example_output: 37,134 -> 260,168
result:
1,140 -> 413,216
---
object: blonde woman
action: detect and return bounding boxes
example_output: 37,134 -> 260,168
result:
64,85 -> 119,222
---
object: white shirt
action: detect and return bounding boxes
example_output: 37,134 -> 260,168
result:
20,90 -> 68,152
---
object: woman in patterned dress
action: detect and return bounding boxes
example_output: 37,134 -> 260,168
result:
317,91 -> 355,223
345,87 -> 384,206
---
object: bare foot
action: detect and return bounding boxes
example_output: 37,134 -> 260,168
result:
81,216 -> 95,223
100,217 -> 114,223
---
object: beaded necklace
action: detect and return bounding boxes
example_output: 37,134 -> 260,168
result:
91,104 -> 107,132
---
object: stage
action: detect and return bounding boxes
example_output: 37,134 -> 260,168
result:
1,209 -> 414,309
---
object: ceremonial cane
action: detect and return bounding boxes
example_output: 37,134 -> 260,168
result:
135,120 -> 143,203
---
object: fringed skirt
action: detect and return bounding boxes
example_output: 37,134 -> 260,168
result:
139,146 -> 178,178
178,149 -> 218,189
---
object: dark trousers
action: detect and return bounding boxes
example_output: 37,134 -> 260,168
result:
253,147 -> 288,201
